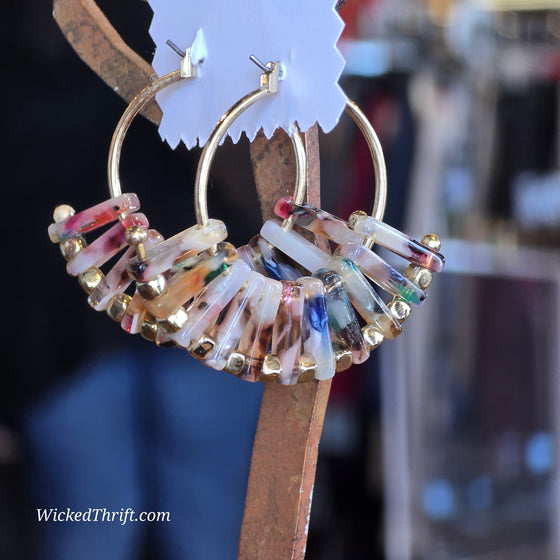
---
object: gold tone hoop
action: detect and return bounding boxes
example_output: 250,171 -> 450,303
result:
195,97 -> 387,231
108,70 -> 185,199
344,100 -> 387,223
195,88 -> 307,228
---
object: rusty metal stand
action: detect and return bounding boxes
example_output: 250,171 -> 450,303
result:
53,3 -> 338,557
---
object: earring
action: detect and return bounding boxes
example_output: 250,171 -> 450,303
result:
48,48 -> 445,387
169,83 -> 444,386
47,45 -> 228,342
47,51 -> 303,353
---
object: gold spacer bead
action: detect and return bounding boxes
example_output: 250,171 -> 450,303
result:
362,324 -> 384,350
139,315 -> 158,342
125,225 -> 148,246
188,335 -> 215,360
158,307 -> 188,334
388,297 -> 411,322
106,293 -> 132,322
224,352 -> 246,375
260,354 -> 282,382
333,342 -> 353,373
421,233 -> 441,252
404,264 -> 433,290
137,275 -> 167,300
53,204 -> 75,223
348,210 -> 368,229
60,236 -> 86,260
78,268 -> 104,294
298,353 -> 317,383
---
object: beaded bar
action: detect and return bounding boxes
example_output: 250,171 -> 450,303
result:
127,219 -> 228,282
237,278 -> 283,383
327,257 -> 401,340
171,260 -> 252,349
338,243 -> 426,306
271,282 -> 305,386
66,213 -> 149,276
88,229 -> 163,310
313,269 -> 369,364
48,193 -> 141,243
299,277 -> 335,381
143,242 -> 238,319
205,272 -> 267,371
352,215 -> 445,272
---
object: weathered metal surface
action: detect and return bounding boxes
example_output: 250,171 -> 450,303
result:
53,0 -> 161,124
240,127 -> 332,560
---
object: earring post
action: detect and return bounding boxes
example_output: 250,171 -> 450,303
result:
249,55 -> 272,73
166,39 -> 186,58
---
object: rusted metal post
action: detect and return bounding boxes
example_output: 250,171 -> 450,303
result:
53,0 -> 161,124
239,129 -> 332,560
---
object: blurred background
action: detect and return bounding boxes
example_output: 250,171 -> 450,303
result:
4,0 -> 560,559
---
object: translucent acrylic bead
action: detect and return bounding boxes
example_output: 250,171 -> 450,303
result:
204,272 -> 267,371
338,242 -> 427,306
352,215 -> 445,272
48,193 -> 141,243
327,257 -> 401,340
274,196 -> 358,245
143,242 -> 238,319
270,282 -> 304,386
237,278 -> 283,383
127,219 -> 228,282
170,260 -> 252,349
313,268 -> 369,364
66,213 -> 149,277
88,229 -> 163,310
260,219 -> 330,273
299,277 -> 335,381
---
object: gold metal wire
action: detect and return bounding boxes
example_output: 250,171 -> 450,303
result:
107,70 -> 184,199
194,90 -> 306,228
344,100 -> 387,224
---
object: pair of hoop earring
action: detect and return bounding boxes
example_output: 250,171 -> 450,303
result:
48,51 -> 445,386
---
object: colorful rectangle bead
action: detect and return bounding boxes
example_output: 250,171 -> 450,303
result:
143,242 -> 237,319
260,219 -> 330,273
88,229 -> 163,310
237,278 -> 283,382
48,193 -> 141,243
170,260 -> 252,349
274,196 -> 358,245
338,243 -> 427,306
313,269 -> 369,364
204,272 -> 267,371
352,215 -> 445,272
299,277 -> 335,381
326,257 -> 402,340
66,213 -> 149,276
127,219 -> 228,282
271,282 -> 304,386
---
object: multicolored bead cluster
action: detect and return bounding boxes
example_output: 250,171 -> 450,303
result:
48,193 -> 444,385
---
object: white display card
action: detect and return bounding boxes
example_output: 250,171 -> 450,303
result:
148,0 -> 347,149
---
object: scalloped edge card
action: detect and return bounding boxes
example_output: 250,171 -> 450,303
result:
148,0 -> 347,149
